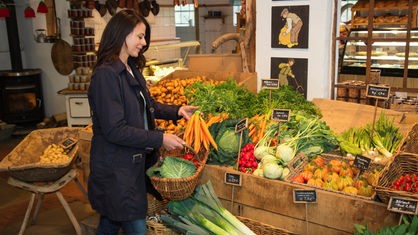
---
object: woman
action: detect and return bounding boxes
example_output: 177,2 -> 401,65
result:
88,9 -> 197,234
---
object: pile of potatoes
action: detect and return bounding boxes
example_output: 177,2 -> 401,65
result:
149,76 -> 222,134
39,144 -> 70,164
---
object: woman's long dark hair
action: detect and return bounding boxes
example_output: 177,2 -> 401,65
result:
95,9 -> 150,70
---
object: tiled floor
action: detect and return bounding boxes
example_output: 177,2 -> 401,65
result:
0,130 -> 95,235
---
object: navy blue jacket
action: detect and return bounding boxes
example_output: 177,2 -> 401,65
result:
87,58 -> 180,221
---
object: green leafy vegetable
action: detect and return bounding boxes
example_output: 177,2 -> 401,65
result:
146,157 -> 196,179
208,119 -> 251,165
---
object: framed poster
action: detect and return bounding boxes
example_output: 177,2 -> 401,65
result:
270,57 -> 308,97
271,5 -> 309,48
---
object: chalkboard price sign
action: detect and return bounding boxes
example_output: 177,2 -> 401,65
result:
388,197 -> 418,215
271,109 -> 291,122
353,155 -> 371,171
293,189 -> 317,203
60,137 -> 77,150
224,172 -> 242,186
235,118 -> 248,133
366,84 -> 390,100
261,79 -> 280,89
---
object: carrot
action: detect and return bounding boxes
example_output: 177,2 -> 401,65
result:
193,113 -> 201,152
184,114 -> 195,146
200,118 -> 218,151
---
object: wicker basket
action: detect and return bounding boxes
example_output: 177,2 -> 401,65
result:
399,124 -> 418,154
149,145 -> 208,201
146,220 -> 179,235
0,127 -> 81,182
374,153 -> 418,204
237,216 -> 296,235
285,153 -> 382,200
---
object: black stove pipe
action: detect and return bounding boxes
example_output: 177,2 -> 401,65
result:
5,0 -> 23,71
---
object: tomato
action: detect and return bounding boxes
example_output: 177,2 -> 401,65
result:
314,167 -> 329,180
328,159 -> 342,174
299,170 -> 314,182
181,153 -> 194,161
339,165 -> 354,177
323,181 -> 339,191
323,171 -> 340,183
357,185 -> 374,197
312,156 -> 325,167
338,175 -> 354,191
354,177 -> 368,190
307,177 -> 324,187
291,175 -> 305,184
342,186 -> 358,195
303,162 -> 318,172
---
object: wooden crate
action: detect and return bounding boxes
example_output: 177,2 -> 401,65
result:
160,70 -> 258,94
188,54 -> 243,73
200,164 -> 400,235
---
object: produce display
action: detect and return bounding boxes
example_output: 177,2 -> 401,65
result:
389,174 -> 418,193
289,155 -> 378,198
149,76 -> 221,134
338,112 -> 404,163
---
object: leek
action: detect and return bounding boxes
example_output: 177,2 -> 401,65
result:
160,214 -> 211,235
194,181 -> 256,235
168,200 -> 229,235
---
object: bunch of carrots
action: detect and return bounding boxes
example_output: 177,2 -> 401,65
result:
248,114 -> 269,144
205,112 -> 229,127
183,111 -> 218,153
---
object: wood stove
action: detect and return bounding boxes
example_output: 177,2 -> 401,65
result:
0,69 -> 45,124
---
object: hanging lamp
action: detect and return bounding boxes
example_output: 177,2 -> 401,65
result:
0,1 -> 10,18
37,0 -> 48,13
24,5 -> 35,18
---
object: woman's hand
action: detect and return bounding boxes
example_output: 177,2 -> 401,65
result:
178,106 -> 199,120
162,133 -> 185,151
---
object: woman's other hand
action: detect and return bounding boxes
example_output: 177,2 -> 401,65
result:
178,106 -> 199,120
162,133 -> 185,151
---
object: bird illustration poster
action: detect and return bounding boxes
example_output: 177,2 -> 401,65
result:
271,5 -> 309,48
270,57 -> 308,98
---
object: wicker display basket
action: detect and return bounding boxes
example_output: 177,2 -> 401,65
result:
285,153 -> 382,200
146,215 -> 295,235
237,216 -> 296,235
374,153 -> 418,204
149,145 -> 208,201
0,127 -> 80,182
399,124 -> 418,154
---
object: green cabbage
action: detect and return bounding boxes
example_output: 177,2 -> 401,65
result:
146,157 -> 196,179
218,130 -> 239,154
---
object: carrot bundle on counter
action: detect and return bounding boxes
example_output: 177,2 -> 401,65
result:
249,114 -> 268,144
183,111 -> 218,153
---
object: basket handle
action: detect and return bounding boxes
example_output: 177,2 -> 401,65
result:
182,144 -> 197,156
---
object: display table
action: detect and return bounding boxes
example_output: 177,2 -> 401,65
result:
200,165 -> 400,235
